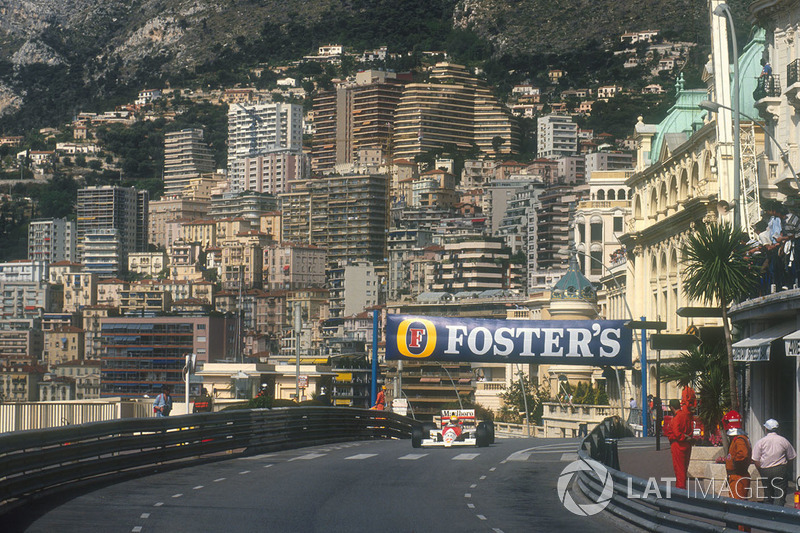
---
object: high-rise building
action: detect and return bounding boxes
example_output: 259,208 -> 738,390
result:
99,316 -> 237,398
537,114 -> 579,159
280,173 -> 389,266
163,129 -> 215,197
392,63 -> 520,160
28,218 -> 76,263
76,186 -> 149,275
312,70 -> 405,175
227,103 -> 303,192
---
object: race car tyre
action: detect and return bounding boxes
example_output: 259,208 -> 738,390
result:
476,424 -> 490,447
411,426 -> 423,448
485,421 -> 495,444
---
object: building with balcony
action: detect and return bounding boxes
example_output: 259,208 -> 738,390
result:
42,325 -> 85,368
312,70 -> 405,174
163,129 -> 216,198
128,252 -> 167,278
431,236 -> 512,293
392,63 -> 520,160
227,102 -> 303,193
0,364 -> 47,401
327,261 -> 379,319
28,218 -> 76,263
280,173 -> 389,267
52,358 -> 102,399
0,318 -> 43,365
76,186 -> 149,272
537,114 -> 578,159
99,316 -> 238,398
263,243 -> 326,290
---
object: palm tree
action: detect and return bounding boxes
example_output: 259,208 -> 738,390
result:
681,221 -> 759,411
660,346 -> 729,442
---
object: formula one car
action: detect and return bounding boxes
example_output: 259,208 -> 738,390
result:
411,409 -> 493,448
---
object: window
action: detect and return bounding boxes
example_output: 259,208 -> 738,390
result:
197,324 -> 206,330
197,336 -> 207,343
590,250 -> 603,276
590,222 -> 602,242
613,217 -> 623,233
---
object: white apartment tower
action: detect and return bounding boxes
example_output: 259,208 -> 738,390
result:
163,129 -> 215,197
537,114 -> 578,159
227,103 -> 304,193
28,218 -> 76,263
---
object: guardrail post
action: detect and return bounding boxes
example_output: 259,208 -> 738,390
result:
603,438 -> 619,470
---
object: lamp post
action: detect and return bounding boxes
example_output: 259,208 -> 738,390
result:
560,247 -> 650,433
713,2 -> 741,229
699,99 -> 800,193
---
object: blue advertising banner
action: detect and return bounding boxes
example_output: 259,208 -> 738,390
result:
385,315 -> 633,366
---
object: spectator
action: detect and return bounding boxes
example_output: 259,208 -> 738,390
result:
153,385 -> 173,417
629,397 -> 637,409
751,419 -> 796,505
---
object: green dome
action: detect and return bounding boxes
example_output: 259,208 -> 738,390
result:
551,255 -> 597,302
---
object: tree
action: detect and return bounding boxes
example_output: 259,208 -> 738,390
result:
499,375 -> 549,425
681,221 -> 759,411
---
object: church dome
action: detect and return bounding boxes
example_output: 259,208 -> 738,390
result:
551,254 -> 597,303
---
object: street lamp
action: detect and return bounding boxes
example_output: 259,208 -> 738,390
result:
699,99 -> 800,194
713,2 -> 741,229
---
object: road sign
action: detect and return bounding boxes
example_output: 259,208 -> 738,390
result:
650,334 -> 702,351
298,375 -> 308,388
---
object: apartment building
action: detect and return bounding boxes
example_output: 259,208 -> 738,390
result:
431,236 -> 512,292
280,173 -> 389,267
42,325 -> 85,368
163,129 -> 215,197
312,70 -> 405,174
393,63 -> 520,160
148,196 -> 211,250
227,102 -> 303,192
537,114 -> 578,159
28,218 -> 76,263
99,316 -> 237,398
76,186 -> 149,273
62,272 -> 97,312
128,252 -> 168,277
0,318 -> 43,365
263,243 -> 326,290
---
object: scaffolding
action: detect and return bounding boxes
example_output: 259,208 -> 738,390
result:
739,122 -> 761,239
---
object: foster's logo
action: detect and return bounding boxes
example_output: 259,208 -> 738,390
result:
396,318 -> 437,358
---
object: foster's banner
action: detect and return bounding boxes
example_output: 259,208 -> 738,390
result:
386,315 -> 632,366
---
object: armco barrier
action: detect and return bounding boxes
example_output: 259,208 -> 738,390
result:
0,406 -> 416,515
576,417 -> 800,532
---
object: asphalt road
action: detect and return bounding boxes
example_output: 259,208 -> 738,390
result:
13,437 -> 631,533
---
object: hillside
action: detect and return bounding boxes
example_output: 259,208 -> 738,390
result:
0,0 -> 751,131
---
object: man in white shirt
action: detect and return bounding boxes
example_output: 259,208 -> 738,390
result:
751,419 -> 797,505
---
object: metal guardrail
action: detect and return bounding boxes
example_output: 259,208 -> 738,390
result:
0,407 -> 415,516
576,417 -> 800,532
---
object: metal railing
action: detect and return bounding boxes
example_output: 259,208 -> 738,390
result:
754,74 -> 782,100
0,407 -> 415,516
575,417 -> 800,532
787,59 -> 800,87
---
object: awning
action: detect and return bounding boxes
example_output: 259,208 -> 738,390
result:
732,322 -> 798,362
784,328 -> 800,357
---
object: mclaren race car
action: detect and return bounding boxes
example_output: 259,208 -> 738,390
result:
411,409 -> 494,448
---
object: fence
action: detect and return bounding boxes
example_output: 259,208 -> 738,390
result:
576,416 -> 800,532
0,400 -> 154,433
0,407 -> 415,516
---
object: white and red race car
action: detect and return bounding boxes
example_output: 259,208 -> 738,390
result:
411,409 -> 493,448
